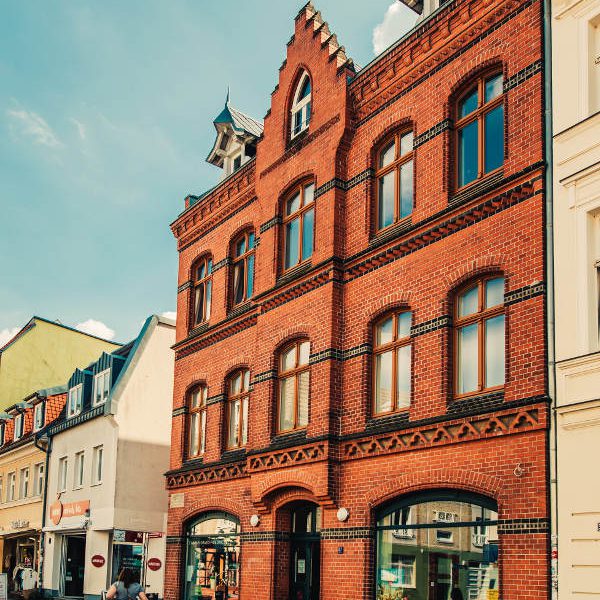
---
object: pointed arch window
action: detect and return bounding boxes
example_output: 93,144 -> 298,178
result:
231,230 -> 255,306
192,255 -> 213,327
227,370 -> 249,449
278,340 -> 310,433
188,385 -> 207,459
290,72 -> 312,139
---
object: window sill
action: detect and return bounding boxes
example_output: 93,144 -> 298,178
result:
91,481 -> 103,487
228,301 -> 254,319
450,169 -> 504,206
270,429 -> 308,449
277,261 -> 312,286
220,448 -> 246,463
287,128 -> 309,149
188,322 -> 210,338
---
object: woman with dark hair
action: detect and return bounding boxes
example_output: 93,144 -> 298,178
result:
106,568 -> 148,600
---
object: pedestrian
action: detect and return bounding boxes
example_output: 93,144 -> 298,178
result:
106,568 -> 148,600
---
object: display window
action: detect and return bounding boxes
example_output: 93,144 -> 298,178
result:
184,513 -> 240,600
375,491 -> 499,600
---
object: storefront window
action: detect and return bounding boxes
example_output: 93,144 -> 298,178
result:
376,492 -> 499,600
184,512 -> 240,600
111,543 -> 144,584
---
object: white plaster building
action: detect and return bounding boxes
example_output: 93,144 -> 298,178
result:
41,315 -> 175,600
552,0 -> 600,597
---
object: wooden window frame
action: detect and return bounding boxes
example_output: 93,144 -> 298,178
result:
187,385 -> 207,459
226,370 -> 249,449
455,71 -> 505,192
191,255 -> 213,328
282,182 -> 315,273
372,311 -> 413,416
231,230 -> 255,308
454,276 -> 506,399
375,130 -> 415,233
277,340 -> 310,433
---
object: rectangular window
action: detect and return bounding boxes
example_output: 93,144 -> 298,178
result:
7,472 -> 15,502
0,477 -> 3,503
93,370 -> 111,406
589,14 -> 600,114
92,446 -> 103,485
74,451 -> 85,488
68,384 -> 83,418
34,463 -> 45,496
58,457 -> 68,492
0,423 -> 4,446
436,530 -> 454,544
33,402 -> 45,431
13,414 -> 23,441
19,467 -> 29,499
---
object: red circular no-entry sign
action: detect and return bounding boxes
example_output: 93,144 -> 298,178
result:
91,555 -> 105,568
147,558 -> 162,571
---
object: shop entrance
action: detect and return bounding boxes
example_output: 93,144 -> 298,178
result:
62,535 -> 86,597
288,502 -> 320,600
428,553 -> 458,600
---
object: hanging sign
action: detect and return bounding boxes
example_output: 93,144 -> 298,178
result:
91,555 -> 105,568
147,558 -> 162,571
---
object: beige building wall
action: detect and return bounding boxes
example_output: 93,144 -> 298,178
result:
553,0 -> 600,597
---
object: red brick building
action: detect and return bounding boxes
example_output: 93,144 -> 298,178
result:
166,0 -> 548,598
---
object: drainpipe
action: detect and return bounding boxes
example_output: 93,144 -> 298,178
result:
34,433 -> 52,596
542,0 -> 558,597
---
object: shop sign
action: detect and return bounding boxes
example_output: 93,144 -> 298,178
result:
147,558 -> 162,571
10,520 -> 29,529
114,530 -> 144,543
91,555 -> 105,568
49,499 -> 90,525
148,532 -> 163,539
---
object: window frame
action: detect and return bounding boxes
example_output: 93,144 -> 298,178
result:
454,275 -> 506,399
74,450 -> 85,489
282,181 -> 315,273
93,369 -> 111,407
187,385 -> 207,459
226,370 -> 250,450
34,462 -> 45,496
13,413 -> 23,441
375,130 -> 415,232
58,457 -> 68,493
455,71 -> 505,191
19,467 -> 29,499
277,340 -> 311,434
290,71 -> 312,140
191,255 -> 213,328
92,445 -> 104,485
7,472 -> 15,502
67,384 -> 83,418
33,402 -> 45,431
230,230 -> 256,308
372,311 -> 413,416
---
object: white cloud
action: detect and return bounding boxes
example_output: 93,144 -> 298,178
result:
0,326 -> 21,349
6,104 -> 63,148
373,1 -> 419,55
75,319 -> 116,340
70,117 -> 86,140
161,311 -> 177,321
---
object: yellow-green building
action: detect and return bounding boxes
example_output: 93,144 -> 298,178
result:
0,317 -> 121,411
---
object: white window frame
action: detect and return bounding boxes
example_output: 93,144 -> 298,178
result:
33,402 -> 45,431
290,72 -> 311,139
58,457 -> 68,493
74,451 -> 85,488
436,529 -> 454,544
67,384 -> 83,418
92,445 -> 103,485
93,369 -> 111,407
34,462 -> 44,496
7,472 -> 15,502
0,477 -> 3,503
19,467 -> 29,499
13,414 -> 23,441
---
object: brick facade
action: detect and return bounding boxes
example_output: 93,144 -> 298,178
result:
166,0 -> 548,598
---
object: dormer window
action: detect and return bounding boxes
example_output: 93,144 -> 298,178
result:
291,72 -> 312,139
0,423 -> 4,446
33,402 -> 45,431
93,369 -> 111,406
67,384 -> 83,418
13,414 -> 23,441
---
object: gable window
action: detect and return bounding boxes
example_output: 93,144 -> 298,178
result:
290,71 -> 311,139
0,423 -> 4,446
7,472 -> 15,502
92,445 -> 103,485
456,72 -> 504,188
93,369 -> 111,406
455,276 -> 505,396
67,384 -> 83,418
284,182 -> 314,271
226,370 -> 249,449
33,402 -> 45,431
75,451 -> 85,488
58,457 -> 68,492
188,385 -> 207,459
192,256 -> 213,327
34,463 -> 44,496
373,311 -> 412,415
19,467 -> 29,499
13,414 -> 23,441
231,231 -> 255,306
278,340 -> 310,433
376,130 -> 414,230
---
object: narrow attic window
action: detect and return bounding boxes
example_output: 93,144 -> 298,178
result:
291,72 -> 312,139
220,134 -> 230,151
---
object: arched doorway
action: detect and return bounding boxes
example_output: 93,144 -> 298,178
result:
375,490 -> 499,600
183,512 -> 240,600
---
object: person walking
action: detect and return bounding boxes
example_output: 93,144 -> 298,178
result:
106,568 -> 148,600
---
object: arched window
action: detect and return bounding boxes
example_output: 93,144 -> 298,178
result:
184,512 -> 240,600
191,255 -> 213,327
278,340 -> 310,432
456,72 -> 504,188
231,230 -> 255,307
290,71 -> 312,139
187,385 -> 207,459
375,491 -> 499,598
455,276 -> 505,396
227,370 -> 249,449
373,311 -> 412,415
283,181 -> 314,271
376,130 -> 414,231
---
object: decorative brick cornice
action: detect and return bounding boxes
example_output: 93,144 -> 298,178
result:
411,315 -> 452,337
261,269 -> 332,313
247,441 -> 327,473
504,282 -> 545,306
166,460 -> 247,489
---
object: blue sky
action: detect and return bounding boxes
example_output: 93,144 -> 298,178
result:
0,0 -> 417,344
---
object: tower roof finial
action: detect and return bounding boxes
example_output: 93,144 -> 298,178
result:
226,85 -> 230,105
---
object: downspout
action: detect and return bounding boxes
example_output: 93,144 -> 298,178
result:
542,0 -> 558,596
34,434 -> 52,596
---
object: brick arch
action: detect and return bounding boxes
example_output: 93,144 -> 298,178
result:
271,325 -> 312,354
179,497 -> 247,533
228,221 -> 255,251
363,291 -> 413,321
367,117 -> 415,166
252,469 -> 318,506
